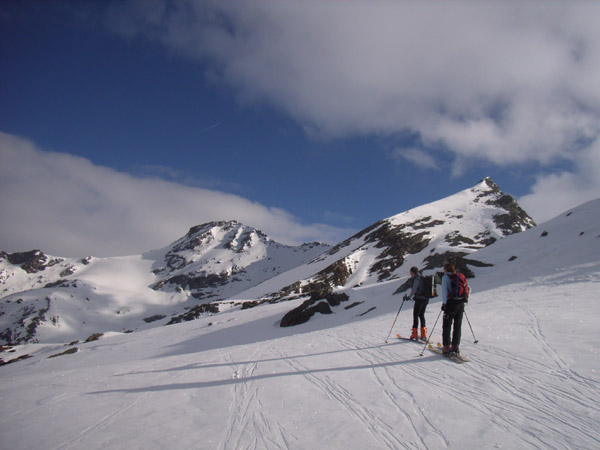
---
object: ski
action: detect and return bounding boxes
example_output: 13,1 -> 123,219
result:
435,343 -> 470,362
427,343 -> 470,363
427,344 -> 463,363
396,334 -> 427,344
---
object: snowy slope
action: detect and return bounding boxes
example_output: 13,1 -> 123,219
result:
1,198 -> 598,449
0,253 -> 176,344
469,198 -> 600,286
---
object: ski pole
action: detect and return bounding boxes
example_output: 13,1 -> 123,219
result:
385,297 -> 407,343
419,308 -> 443,356
464,310 -> 479,344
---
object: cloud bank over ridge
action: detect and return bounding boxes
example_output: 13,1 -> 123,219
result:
0,132 -> 351,257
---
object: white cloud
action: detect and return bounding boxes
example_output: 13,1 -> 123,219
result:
0,132 -> 352,257
519,139 -> 600,224
107,1 -> 600,157
105,0 -> 600,215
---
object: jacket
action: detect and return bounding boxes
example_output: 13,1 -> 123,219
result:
409,275 -> 427,300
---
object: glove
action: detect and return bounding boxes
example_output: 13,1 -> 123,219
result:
403,295 -> 410,301
441,304 -> 446,311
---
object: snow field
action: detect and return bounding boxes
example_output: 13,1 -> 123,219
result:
1,263 -> 599,449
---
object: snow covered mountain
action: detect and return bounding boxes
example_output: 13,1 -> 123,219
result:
147,220 -> 330,302
0,221 -> 329,344
235,177 -> 535,324
0,178 -> 533,343
1,193 -> 598,450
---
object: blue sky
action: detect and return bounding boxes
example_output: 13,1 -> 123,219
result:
2,1 -> 600,257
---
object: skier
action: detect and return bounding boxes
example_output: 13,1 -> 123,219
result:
441,262 -> 468,356
405,266 -> 429,340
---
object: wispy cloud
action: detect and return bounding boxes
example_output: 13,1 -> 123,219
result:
390,148 -> 439,171
0,132 -> 352,257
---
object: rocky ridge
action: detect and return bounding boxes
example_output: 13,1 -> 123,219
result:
253,178 -> 535,310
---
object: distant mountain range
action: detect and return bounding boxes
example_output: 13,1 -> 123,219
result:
0,177 -> 536,344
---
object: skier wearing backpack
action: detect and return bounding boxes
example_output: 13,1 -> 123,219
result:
441,262 -> 469,356
405,267 -> 429,340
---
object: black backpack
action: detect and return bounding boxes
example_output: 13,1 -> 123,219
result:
419,275 -> 438,299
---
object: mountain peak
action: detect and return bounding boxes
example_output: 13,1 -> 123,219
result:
472,179 -> 536,233
481,176 -> 499,190
388,178 -> 535,235
150,220 -> 329,303
185,220 -> 244,237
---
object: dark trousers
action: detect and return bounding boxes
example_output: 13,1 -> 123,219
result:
412,298 -> 429,329
442,300 -> 465,349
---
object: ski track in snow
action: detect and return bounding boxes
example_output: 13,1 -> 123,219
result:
91,301 -> 600,449
270,342 -> 411,450
49,368 -> 185,450
336,332 -> 451,449
461,289 -> 600,450
221,349 -> 289,450
292,307 -> 600,450
50,392 -> 153,450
